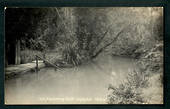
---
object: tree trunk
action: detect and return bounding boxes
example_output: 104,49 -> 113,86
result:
15,40 -> 21,65
91,28 -> 125,58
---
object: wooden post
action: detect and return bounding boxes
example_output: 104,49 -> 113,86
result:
36,56 -> 38,73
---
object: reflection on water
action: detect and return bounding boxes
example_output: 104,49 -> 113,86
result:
5,54 -> 136,104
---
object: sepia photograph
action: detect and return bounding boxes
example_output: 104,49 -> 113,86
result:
5,7 -> 163,104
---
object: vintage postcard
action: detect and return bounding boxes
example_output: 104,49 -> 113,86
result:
5,7 -> 163,104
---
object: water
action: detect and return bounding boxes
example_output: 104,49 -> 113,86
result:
5,54 -> 136,104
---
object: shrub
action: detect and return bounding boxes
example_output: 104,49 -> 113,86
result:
62,43 -> 83,66
136,42 -> 163,75
107,69 -> 149,104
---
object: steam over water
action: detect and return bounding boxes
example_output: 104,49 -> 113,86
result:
5,54 -> 136,104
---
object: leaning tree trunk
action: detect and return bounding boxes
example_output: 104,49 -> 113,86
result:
91,27 -> 128,59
